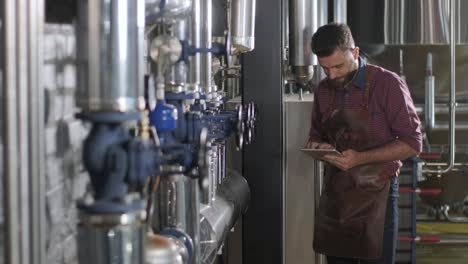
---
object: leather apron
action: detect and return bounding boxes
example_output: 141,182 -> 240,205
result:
313,65 -> 391,259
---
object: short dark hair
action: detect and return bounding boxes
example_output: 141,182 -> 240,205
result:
311,23 -> 355,58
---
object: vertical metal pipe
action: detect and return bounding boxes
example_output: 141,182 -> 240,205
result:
425,53 -> 435,130
448,0 -> 456,170
137,0 -> 145,109
166,17 -> 190,89
190,0 -> 201,90
423,0 -> 456,174
17,0 -> 31,262
2,0 -> 44,262
231,0 -> 256,53
333,0 -> 347,23
200,0 -> 213,94
314,160 -> 324,264
288,0 -> 317,84
28,0 -> 46,262
219,142 -> 226,184
3,0 -> 21,262
76,0 -> 140,112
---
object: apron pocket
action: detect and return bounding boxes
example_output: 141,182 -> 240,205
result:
352,165 -> 388,193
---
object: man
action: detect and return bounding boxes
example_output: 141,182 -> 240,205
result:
305,23 -> 422,264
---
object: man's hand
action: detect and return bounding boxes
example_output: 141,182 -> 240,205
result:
304,140 -> 334,150
322,149 -> 364,171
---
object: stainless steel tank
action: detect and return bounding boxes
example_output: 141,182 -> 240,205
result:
348,0 -> 468,45
76,0 -> 144,112
231,0 -> 256,53
77,210 -> 146,264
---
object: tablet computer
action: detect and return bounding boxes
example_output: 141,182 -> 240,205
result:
300,148 -> 342,159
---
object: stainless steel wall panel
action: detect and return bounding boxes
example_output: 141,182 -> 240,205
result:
283,96 -> 318,264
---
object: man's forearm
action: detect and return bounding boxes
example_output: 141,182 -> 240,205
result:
358,140 -> 419,166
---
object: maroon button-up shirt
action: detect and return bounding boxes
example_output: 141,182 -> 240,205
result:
309,58 -> 422,175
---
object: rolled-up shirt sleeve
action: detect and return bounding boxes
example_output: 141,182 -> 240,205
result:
383,74 -> 423,153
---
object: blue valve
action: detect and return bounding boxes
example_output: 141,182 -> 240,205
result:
150,101 -> 178,132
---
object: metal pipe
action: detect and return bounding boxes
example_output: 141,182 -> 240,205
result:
28,0 -> 46,262
423,0 -> 456,175
76,0 -> 141,112
146,233 -> 190,264
3,0 -> 46,262
424,53 -> 435,130
208,144 -> 218,204
333,0 -> 347,23
3,0 -> 21,262
424,162 -> 468,166
166,17 -> 190,91
314,161 -> 325,264
415,103 -> 468,114
18,0 -> 31,261
231,0 -> 256,53
442,205 -> 468,223
78,211 -> 146,264
137,0 -> 146,106
189,0 -> 201,91
200,0 -> 213,95
199,170 -> 250,264
152,175 -> 201,263
288,0 -> 317,85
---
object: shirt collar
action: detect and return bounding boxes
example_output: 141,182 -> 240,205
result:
352,57 -> 367,89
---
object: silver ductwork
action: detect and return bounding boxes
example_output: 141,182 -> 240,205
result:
199,170 -> 250,264
231,0 -> 256,53
288,0 -> 320,85
76,0 -> 144,112
78,211 -> 146,264
152,175 -> 201,263
146,233 -> 190,264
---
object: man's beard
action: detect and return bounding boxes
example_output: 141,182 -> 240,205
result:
329,69 -> 357,88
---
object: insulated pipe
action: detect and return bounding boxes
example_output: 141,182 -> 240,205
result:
425,53 -> 435,131
166,17 -> 190,91
333,0 -> 347,23
423,0 -> 456,174
76,0 -> 142,113
200,0 -> 213,95
152,175 -> 201,263
231,0 -> 256,53
288,0 -> 317,85
189,0 -> 201,91
199,170 -> 250,264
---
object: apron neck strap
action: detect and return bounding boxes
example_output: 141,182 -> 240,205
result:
324,64 -> 377,119
362,65 -> 377,110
